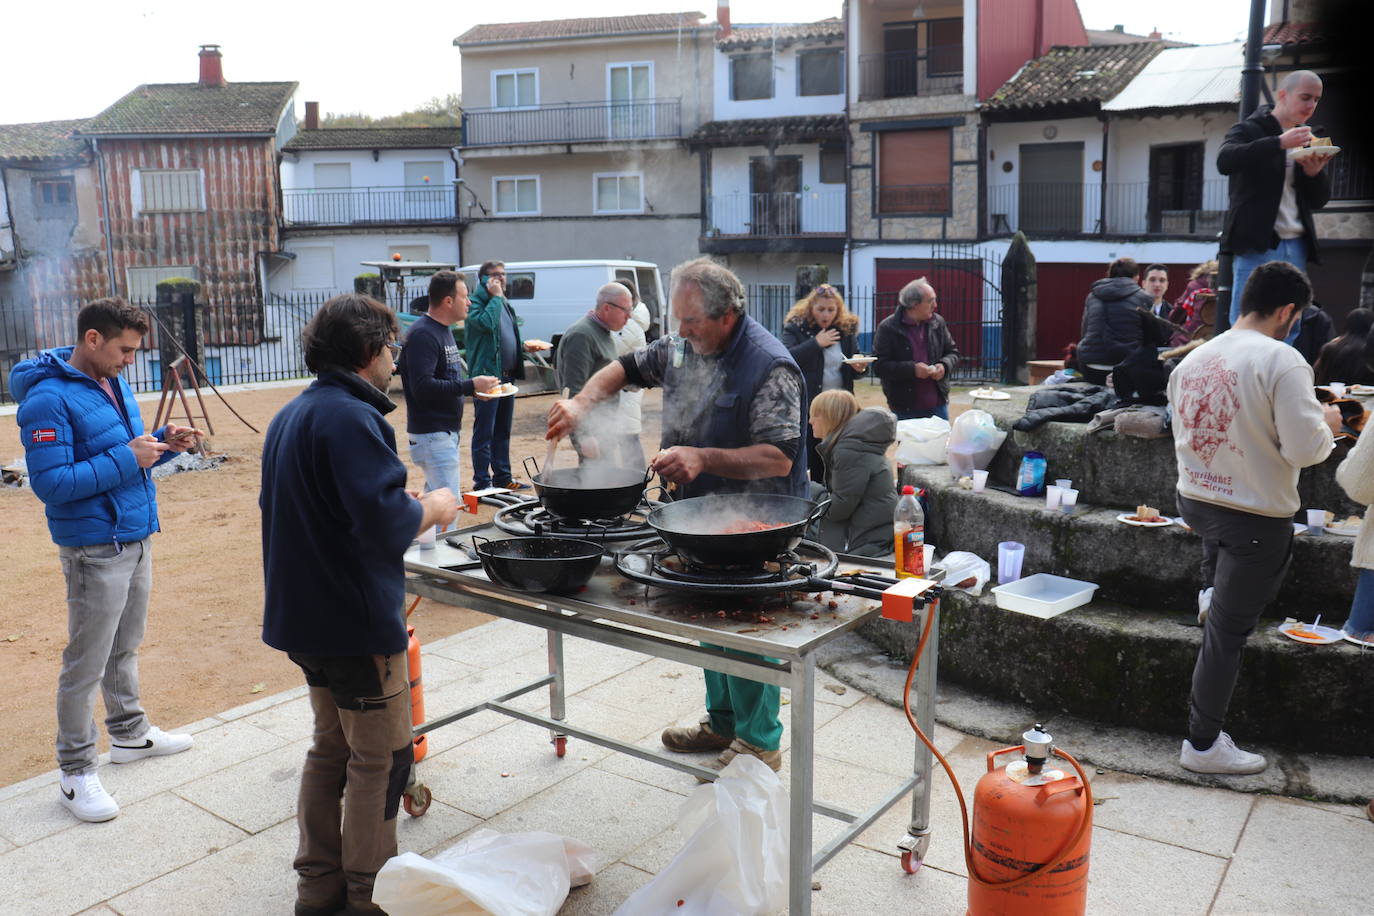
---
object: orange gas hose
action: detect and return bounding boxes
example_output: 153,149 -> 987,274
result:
900,598 -> 1094,890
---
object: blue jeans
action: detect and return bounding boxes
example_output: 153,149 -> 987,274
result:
1231,240 -> 1306,345
407,431 -> 461,495
895,404 -> 948,421
1341,568 -> 1374,639
471,390 -> 515,489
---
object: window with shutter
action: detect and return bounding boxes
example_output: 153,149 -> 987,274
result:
877,129 -> 951,214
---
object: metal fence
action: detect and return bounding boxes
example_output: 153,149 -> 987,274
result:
462,99 -> 682,147
986,179 -> 1229,238
858,46 -> 964,101
706,190 -> 846,236
0,294 -> 328,404
282,186 -> 457,225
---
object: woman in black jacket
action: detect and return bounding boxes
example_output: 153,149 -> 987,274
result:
780,284 -> 866,482
1314,308 -> 1374,386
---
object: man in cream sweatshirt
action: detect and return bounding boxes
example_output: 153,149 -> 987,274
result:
1168,260 -> 1342,775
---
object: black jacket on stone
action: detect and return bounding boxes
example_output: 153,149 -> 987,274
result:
1013,384 -> 1118,431
1077,277 -> 1159,367
1217,104 -> 1331,261
872,312 -> 960,413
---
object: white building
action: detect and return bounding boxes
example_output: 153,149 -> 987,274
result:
273,116 -> 462,299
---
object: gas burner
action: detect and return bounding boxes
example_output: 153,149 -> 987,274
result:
494,500 -> 659,542
615,537 -> 839,595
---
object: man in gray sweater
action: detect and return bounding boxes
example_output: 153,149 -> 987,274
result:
554,283 -> 635,464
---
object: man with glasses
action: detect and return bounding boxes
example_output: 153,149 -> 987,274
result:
260,294 -> 459,916
554,282 -> 638,465
467,259 -> 541,490
873,278 -> 960,420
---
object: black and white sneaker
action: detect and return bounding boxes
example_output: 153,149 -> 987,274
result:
110,725 -> 194,763
59,770 -> 119,822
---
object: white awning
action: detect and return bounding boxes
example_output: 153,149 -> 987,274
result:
1102,42 -> 1244,112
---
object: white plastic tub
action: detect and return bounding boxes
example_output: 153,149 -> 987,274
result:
991,574 -> 1098,619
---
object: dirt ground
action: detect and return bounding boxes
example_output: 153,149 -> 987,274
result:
0,377 -> 903,784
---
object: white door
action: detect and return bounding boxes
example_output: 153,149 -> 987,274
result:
312,163 -> 352,223
608,63 -> 653,138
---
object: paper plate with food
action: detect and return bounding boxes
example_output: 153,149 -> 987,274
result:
475,382 -> 519,399
1349,384 -> 1374,397
1324,514 -> 1363,537
1289,138 -> 1340,161
1277,621 -> 1344,645
1117,506 -> 1173,528
524,339 -> 553,351
969,387 -> 1011,400
1342,631 -> 1374,649
842,355 -> 877,366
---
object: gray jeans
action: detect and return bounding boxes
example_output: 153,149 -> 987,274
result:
1177,496 -> 1294,747
56,537 -> 153,773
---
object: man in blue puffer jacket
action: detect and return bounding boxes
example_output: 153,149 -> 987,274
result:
10,298 -> 201,823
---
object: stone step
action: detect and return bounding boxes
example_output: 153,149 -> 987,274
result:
967,386 -> 1361,517
902,466 -> 1359,617
859,589 -> 1374,757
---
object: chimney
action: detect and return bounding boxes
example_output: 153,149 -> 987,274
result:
1149,28 -> 1162,39
304,101 -> 320,130
198,44 -> 226,87
717,0 -> 731,39
1112,24 -> 1124,33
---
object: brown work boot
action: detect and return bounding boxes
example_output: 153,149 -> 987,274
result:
661,715 -> 733,753
713,738 -> 783,773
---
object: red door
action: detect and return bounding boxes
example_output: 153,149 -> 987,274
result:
876,258 -> 986,376
1034,262 -> 1196,360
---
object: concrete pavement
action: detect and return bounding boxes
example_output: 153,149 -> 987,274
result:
0,616 -> 1369,915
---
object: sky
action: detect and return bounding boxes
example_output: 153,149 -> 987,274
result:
2,0 -> 1261,125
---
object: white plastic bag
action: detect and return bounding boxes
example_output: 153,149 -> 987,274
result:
937,550 -> 991,596
945,409 -> 1007,472
894,416 -> 951,466
372,829 -> 598,916
614,755 -> 789,916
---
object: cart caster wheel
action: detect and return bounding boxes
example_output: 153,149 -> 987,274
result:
403,784 -> 432,817
553,736 -> 568,758
900,850 -> 924,874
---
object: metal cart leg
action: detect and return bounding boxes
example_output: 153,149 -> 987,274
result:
548,628 -> 568,757
789,653 -> 816,915
899,599 -> 939,873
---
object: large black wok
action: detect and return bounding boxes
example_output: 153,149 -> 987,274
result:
523,457 -> 650,520
646,493 -> 830,567
471,535 -> 605,594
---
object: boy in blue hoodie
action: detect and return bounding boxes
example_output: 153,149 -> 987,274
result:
10,298 -> 201,823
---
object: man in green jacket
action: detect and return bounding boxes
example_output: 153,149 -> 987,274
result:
554,282 -> 635,465
467,260 -> 536,490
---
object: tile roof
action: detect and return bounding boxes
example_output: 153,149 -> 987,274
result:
689,115 -> 846,147
718,20 -> 844,50
284,127 -> 461,152
1263,21 -> 1325,48
80,81 -> 298,136
0,119 -> 90,162
456,13 -> 707,47
982,42 -> 1166,115
1102,42 -> 1242,113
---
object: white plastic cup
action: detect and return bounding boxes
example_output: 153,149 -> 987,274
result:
972,469 -> 989,492
923,543 -> 935,575
1328,382 -> 1346,398
998,541 -> 1025,584
417,525 -> 437,550
1060,488 -> 1080,514
1306,508 -> 1326,534
1045,485 -> 1063,510
1056,478 -> 1072,490
949,446 -> 976,480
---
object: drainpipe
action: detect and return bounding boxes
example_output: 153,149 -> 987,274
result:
842,0 -> 853,294
449,145 -> 463,265
1099,115 -> 1109,236
91,137 -> 117,297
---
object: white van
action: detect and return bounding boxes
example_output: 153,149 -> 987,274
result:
456,259 -> 666,345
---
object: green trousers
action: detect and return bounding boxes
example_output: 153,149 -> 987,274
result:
702,644 -> 783,751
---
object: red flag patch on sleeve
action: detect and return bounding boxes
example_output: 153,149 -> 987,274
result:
32,428 -> 57,443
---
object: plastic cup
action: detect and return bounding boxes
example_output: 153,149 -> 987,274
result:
1060,488 -> 1080,514
1328,382 -> 1346,398
417,525 -> 437,549
1307,508 -> 1326,534
998,541 -> 1025,584
971,469 -> 989,492
923,543 -> 935,575
1056,479 -> 1072,490
1045,485 -> 1063,510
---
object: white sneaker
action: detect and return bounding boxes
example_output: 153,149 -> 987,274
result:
110,725 -> 194,763
1197,587 -> 1213,625
59,771 -> 119,822
1179,732 -> 1266,775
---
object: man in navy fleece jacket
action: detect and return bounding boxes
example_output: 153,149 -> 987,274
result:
260,293 -> 458,916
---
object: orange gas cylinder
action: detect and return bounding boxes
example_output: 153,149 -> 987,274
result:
967,727 -> 1092,916
407,625 -> 427,763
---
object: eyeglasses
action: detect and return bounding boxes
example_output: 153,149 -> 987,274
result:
815,284 -> 836,296
606,301 -> 634,316
487,272 -> 507,280
385,341 -> 401,358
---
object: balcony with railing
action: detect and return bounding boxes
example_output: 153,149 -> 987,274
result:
706,190 -> 846,238
282,186 -> 456,227
461,100 -> 682,148
877,183 -> 952,215
985,180 -> 1229,238
858,47 -> 963,101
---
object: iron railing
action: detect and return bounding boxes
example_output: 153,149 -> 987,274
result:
462,99 -> 682,147
985,179 -> 1229,237
282,186 -> 456,226
1328,151 -> 1374,201
858,46 -> 963,101
877,183 -> 952,215
706,190 -> 846,237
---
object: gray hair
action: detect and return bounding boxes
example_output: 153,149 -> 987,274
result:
595,282 -> 632,308
669,257 -> 746,320
898,278 -> 932,309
